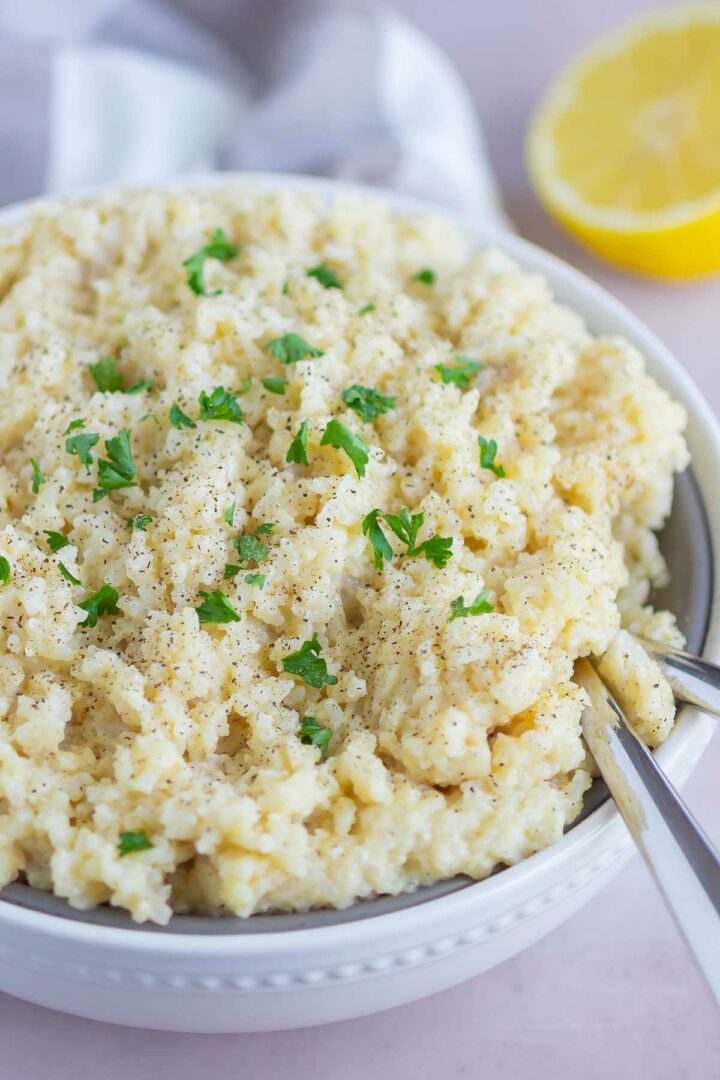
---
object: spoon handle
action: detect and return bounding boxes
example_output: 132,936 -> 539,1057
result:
638,637 -> 720,719
575,660 -> 720,1003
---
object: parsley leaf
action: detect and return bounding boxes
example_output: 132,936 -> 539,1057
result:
64,418 -> 85,435
435,355 -> 484,390
169,403 -> 196,430
30,458 -> 45,494
66,431 -> 100,471
412,268 -> 436,285
224,563 -> 241,579
89,358 -> 153,395
89,356 -> 124,393
449,590 -> 495,622
261,376 -> 288,396
358,303 -> 375,315
414,534 -> 453,569
233,533 -> 269,565
58,562 -> 81,586
183,228 -> 239,296
254,522 -> 275,535
367,507 -> 454,569
362,509 -> 394,571
93,430 -> 137,502
478,436 -> 506,478
286,419 -> 310,466
44,530 -> 70,553
306,263 -> 342,289
196,588 -> 241,625
0,556 -> 10,586
126,379 -> 154,395
383,507 -> 424,553
244,572 -> 265,588
265,333 -> 323,365
282,633 -> 338,689
198,387 -> 244,424
299,716 -> 331,759
118,830 -> 153,857
78,584 -> 120,627
341,385 -> 397,423
127,513 -> 152,531
320,419 -> 369,478
224,500 -> 236,526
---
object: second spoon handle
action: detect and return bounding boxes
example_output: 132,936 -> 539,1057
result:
638,637 -> 720,718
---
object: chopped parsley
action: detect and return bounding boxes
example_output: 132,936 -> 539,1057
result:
30,458 -> 45,494
233,533 -> 269,565
196,588 -> 241,625
362,507 -> 453,570
78,584 -> 121,628
254,522 -> 275,535
126,379 -> 154,395
265,333 -> 323,365
306,263 -> 342,289
183,228 -> 239,296
58,562 -> 81,586
89,355 -> 124,393
282,633 -> 338,689
449,590 -> 495,622
383,507 -> 424,552
478,436 -> 506,478
93,430 -> 137,502
414,534 -> 453,568
341,385 -> 397,423
362,509 -> 394,571
88,358 -> 153,395
299,716 -> 331,759
286,419 -> 310,466
358,303 -> 375,315
169,403 -> 196,430
224,563 -> 241,579
66,431 -> 100,471
224,500 -> 236,526
127,513 -> 152,531
435,355 -> 484,390
198,387 -> 245,424
63,418 -> 85,435
320,419 -> 369,478
118,830 -> 153,857
244,572 -> 266,588
412,267 -> 436,285
44,530 -> 70,553
261,376 -> 288,396
0,557 -> 9,586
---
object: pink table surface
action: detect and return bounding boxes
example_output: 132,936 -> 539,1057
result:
1,1 -> 719,1075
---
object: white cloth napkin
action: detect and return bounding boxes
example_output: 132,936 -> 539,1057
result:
0,0 -> 503,222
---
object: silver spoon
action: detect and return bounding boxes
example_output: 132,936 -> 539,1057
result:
637,636 -> 720,718
575,656 -> 720,1003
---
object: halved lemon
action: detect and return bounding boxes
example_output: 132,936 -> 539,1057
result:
527,4 -> 720,277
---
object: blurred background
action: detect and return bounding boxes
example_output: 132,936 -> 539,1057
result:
0,1 -> 718,1077
366,0 -> 720,408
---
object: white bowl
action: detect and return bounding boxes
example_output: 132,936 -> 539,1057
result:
0,174 -> 718,1033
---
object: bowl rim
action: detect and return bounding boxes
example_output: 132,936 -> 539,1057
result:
0,170 -> 718,956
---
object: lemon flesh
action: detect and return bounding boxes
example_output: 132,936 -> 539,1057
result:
527,5 -> 720,276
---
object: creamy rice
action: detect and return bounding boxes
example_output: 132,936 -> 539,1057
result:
0,186 -> 687,923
